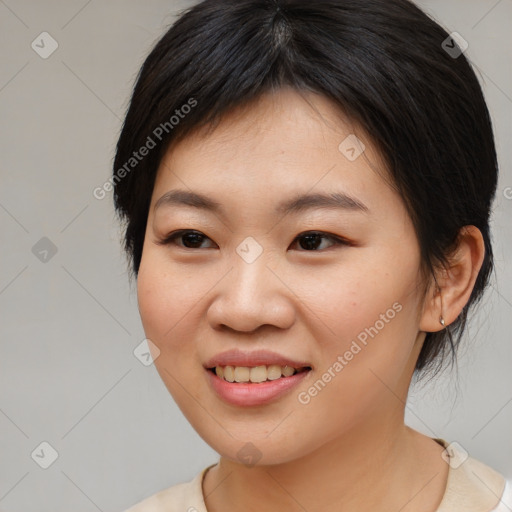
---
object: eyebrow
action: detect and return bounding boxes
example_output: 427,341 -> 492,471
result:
153,189 -> 369,216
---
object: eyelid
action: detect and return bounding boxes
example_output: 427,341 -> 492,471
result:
156,229 -> 353,250
155,229 -> 215,247
291,231 -> 353,250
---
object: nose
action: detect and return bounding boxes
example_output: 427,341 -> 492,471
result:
206,252 -> 296,334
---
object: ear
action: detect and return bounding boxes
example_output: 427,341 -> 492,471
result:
419,225 -> 486,332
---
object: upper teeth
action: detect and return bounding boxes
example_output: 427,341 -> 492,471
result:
215,365 -> 306,383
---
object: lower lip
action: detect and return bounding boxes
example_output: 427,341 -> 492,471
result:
205,368 -> 311,407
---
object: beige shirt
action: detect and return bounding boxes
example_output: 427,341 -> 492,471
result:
124,439 -> 510,512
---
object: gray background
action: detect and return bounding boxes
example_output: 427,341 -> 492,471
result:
0,1 -> 510,511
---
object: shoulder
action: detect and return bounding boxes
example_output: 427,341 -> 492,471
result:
434,439 -> 509,512
494,480 -> 512,512
123,464 -> 216,512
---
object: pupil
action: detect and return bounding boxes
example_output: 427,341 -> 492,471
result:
300,233 -> 321,250
183,233 -> 203,248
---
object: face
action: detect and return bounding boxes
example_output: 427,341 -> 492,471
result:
137,88 -> 429,465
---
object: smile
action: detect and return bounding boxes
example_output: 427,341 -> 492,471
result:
205,365 -> 312,407
208,365 -> 311,383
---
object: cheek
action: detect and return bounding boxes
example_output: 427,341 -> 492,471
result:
137,266 -> 172,344
299,251 -> 416,338
302,248 -> 423,384
136,253 -> 201,354
289,269 -> 421,439
136,254 -> 207,409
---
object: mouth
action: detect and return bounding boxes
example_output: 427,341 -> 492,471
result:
207,364 -> 312,383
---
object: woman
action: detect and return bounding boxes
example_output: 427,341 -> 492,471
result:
114,0 -> 511,510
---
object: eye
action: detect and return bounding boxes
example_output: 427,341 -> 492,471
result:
156,230 -> 216,249
156,229 -> 350,251
290,231 -> 350,251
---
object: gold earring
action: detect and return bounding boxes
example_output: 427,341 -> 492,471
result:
439,316 -> 446,327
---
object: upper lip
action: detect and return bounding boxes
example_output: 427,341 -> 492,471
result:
204,349 -> 312,369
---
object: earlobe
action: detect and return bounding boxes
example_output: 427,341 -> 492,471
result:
419,278 -> 445,333
419,225 -> 485,333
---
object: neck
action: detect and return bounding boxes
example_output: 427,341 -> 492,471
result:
203,411 -> 448,512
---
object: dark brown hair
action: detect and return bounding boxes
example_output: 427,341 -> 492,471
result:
112,0 -> 498,377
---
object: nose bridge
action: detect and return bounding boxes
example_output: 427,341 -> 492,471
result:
229,243 -> 273,314
230,234 -> 270,299
232,248 -> 269,301
207,239 -> 294,332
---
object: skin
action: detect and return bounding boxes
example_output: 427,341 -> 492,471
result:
137,87 -> 485,512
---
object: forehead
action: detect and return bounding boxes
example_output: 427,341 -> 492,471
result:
151,88 -> 396,215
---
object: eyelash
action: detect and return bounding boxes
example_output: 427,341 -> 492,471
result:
156,229 -> 351,252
